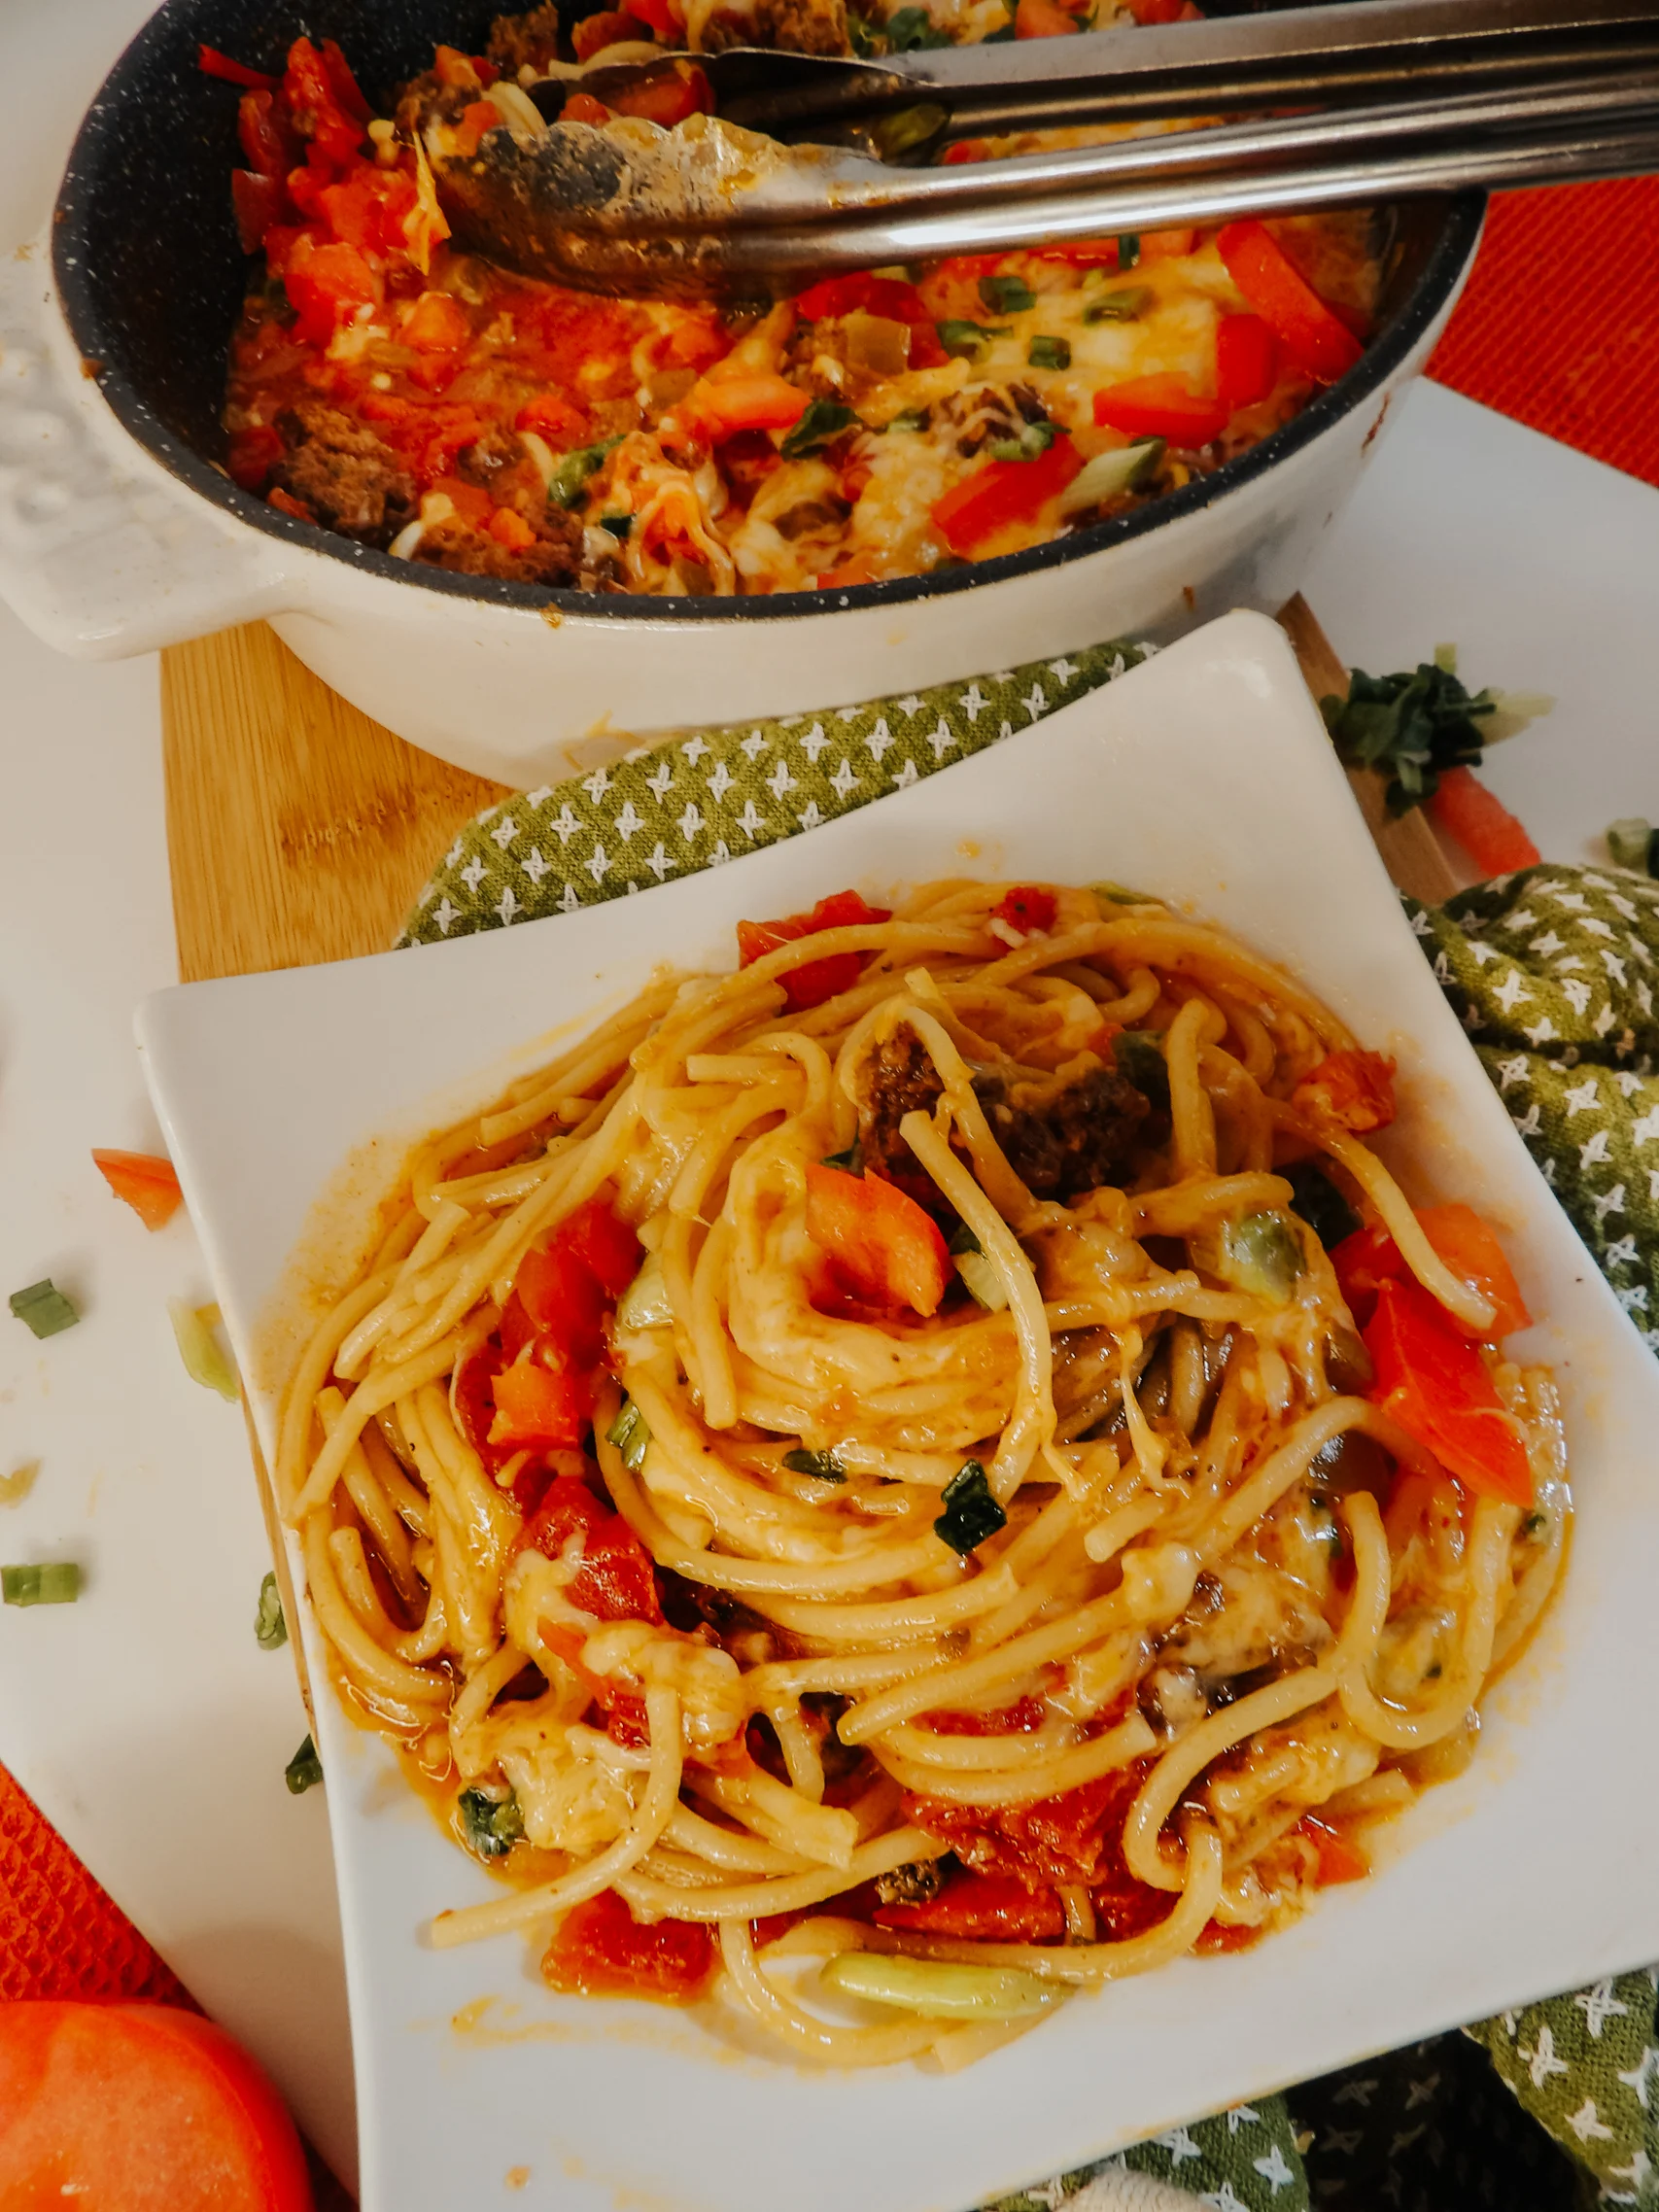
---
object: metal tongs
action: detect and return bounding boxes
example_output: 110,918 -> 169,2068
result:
435,0 -> 1659,295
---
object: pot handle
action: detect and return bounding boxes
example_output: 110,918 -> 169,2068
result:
0,240 -> 296,659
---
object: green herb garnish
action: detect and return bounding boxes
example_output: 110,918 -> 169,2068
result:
1282,1162 -> 1361,1251
1111,1028 -> 1170,1111
1522,1509 -> 1548,1538
255,1571 -> 288,1651
847,7 -> 879,52
600,512 -> 633,539
1026,334 -> 1071,370
934,1460 -> 1007,1555
1,1563 -> 81,1607
936,319 -> 1011,362
986,419 -> 1059,462
882,6 -> 952,48
459,1784 -> 525,1859
1218,1211 -> 1305,1302
782,398 -> 859,458
285,1733 -> 323,1795
821,1139 -> 864,1173
1322,661 -> 1498,817
783,1447 -> 847,1482
871,101 -> 948,158
9,1280 -> 80,1339
1117,233 -> 1141,270
947,1221 -> 983,1256
607,1398 -> 651,1471
548,435 -> 624,509
980,273 -> 1036,316
1083,284 -> 1154,326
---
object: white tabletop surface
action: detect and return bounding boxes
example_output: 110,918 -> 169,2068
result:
3,4 -> 1658,2194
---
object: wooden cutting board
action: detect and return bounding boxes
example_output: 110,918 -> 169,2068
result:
157,597 -> 1458,987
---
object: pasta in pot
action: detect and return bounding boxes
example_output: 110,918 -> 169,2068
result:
278,876 -> 1568,2064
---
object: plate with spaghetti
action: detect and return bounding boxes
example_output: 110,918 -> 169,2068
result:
138,610 -> 1659,2212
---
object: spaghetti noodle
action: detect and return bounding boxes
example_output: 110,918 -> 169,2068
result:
278,876 -> 1568,2064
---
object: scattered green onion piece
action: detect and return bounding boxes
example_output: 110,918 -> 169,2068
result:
286,1734 -> 323,1795
979,273 -> 1035,316
548,435 -> 623,509
1026,333 -> 1071,371
600,512 -> 633,539
607,1398 -> 651,1471
1117,232 -> 1141,269
985,419 -> 1058,463
782,1447 -> 846,1483
255,1571 -> 288,1651
1215,1211 -> 1305,1302
1089,880 -> 1157,908
458,1784 -> 524,1859
170,1299 -> 239,1401
847,7 -> 878,52
870,100 -> 949,157
1433,641 -> 1459,674
616,1254 -> 674,1331
1,1563 -> 81,1607
9,1280 -> 80,1339
1082,284 -> 1154,326
1111,1028 -> 1170,1112
883,408 -> 929,433
819,1952 -> 1061,2019
782,397 -> 860,458
1607,817 -> 1652,872
935,319 -> 1011,362
1057,437 -> 1163,516
947,1222 -> 982,1257
821,1141 -> 864,1173
954,1250 -> 1009,1311
934,1460 -> 1006,1555
1282,1161 -> 1361,1251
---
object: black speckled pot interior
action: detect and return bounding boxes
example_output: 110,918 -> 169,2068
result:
53,0 -> 1484,624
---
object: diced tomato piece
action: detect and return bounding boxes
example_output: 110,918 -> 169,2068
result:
430,473 -> 496,530
1125,0 -> 1201,18
560,1195 -> 643,1300
930,432 -> 1084,557
805,1162 -> 950,1318
904,1763 -> 1154,1888
687,373 -> 809,440
515,1240 -> 609,1365
524,1476 -> 664,1622
630,0 -> 687,34
877,1869 -> 1065,1940
433,44 -> 482,88
90,1149 -> 184,1230
815,560 -> 876,590
1216,312 -> 1279,410
561,90 -> 614,123
489,505 -> 536,551
238,88 -> 301,181
991,885 -> 1057,938
542,1889 -> 713,2002
1297,1813 -> 1369,1886
1292,1048 -> 1397,1133
1218,221 -> 1365,385
942,138 -> 991,164
516,392 -> 589,444
1331,1205 -> 1530,1342
0,2002 -> 312,2210
1331,1222 -> 1399,1331
230,168 -> 288,254
736,888 -> 892,1013
1426,766 -> 1541,877
453,98 -> 502,157
924,1694 -> 1048,1735
227,423 -> 286,490
1017,0 -> 1083,35
793,273 -> 930,326
1139,225 -> 1198,261
1092,374 -> 1227,447
282,35 -> 366,167
284,235 -> 378,346
403,289 -> 471,352
573,11 -> 650,59
1195,1918 -> 1263,1953
489,1357 -> 593,1449
1363,1277 -> 1534,1504
200,45 -> 278,89
614,63 -> 714,125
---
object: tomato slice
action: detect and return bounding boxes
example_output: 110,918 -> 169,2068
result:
90,1149 -> 184,1230
542,1888 -> 713,2002
805,1161 -> 951,1318
876,1868 -> 1065,1939
1363,1276 -> 1534,1504
736,888 -> 892,1013
523,1475 -> 665,1622
990,885 -> 1057,938
1332,1204 -> 1529,1342
1291,1048 -> 1397,1132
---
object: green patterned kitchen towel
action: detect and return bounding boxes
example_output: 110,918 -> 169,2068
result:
402,665 -> 1659,2212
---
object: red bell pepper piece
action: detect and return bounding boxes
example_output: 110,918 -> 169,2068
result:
230,169 -> 288,254
90,1149 -> 184,1231
805,1161 -> 950,1318
793,273 -> 930,326
1016,0 -> 1084,35
1217,221 -> 1365,385
1426,766 -> 1541,877
282,36 -> 367,167
524,1476 -> 664,1621
1296,1814 -> 1369,1886
1216,312 -> 1279,410
737,888 -> 893,1013
688,373 -> 810,441
318,38 -> 372,123
1092,375 -> 1227,447
1362,1277 -> 1534,1504
1291,1047 -> 1397,1133
237,89 -> 302,182
930,432 -> 1084,557
991,885 -> 1057,938
199,45 -> 277,89
542,1888 -> 713,2002
1332,1205 -> 1530,1342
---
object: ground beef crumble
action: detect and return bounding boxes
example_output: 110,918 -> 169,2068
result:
268,401 -> 417,545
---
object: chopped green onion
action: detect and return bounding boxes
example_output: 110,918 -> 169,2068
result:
1082,284 -> 1154,326
821,1141 -> 864,1173
1282,1161 -> 1360,1251
1089,880 -> 1157,908
819,1952 -> 1061,2019
607,1398 -> 650,1471
881,6 -> 952,48
616,1254 -> 673,1331
980,273 -> 1035,316
1117,233 -> 1141,270
870,100 -> 948,158
1057,437 -> 1163,516
1111,1028 -> 1170,1112
255,1571 -> 288,1651
10,1280 -> 80,1339
954,1250 -> 1009,1311
985,419 -> 1059,463
947,1222 -> 982,1257
935,319 -> 1011,362
600,512 -> 633,539
847,7 -> 878,52
1433,642 -> 1459,674
458,1784 -> 524,1859
1026,334 -> 1071,371
882,408 -> 929,433
782,397 -> 859,458
548,435 -> 623,509
170,1299 -> 239,1401
934,1460 -> 1006,1554
1522,1508 -> 1548,1539
0,1462 -> 40,1508
1607,817 -> 1653,872
285,1734 -> 323,1795
1215,1211 -> 1305,1302
782,1447 -> 846,1483
1,1563 -> 81,1607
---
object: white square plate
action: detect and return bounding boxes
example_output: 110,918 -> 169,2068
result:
138,609 -> 1659,2212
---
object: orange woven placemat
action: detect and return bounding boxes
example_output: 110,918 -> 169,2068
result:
1,171 -> 1655,2182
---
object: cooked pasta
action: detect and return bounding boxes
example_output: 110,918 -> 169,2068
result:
278,875 -> 1568,2064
